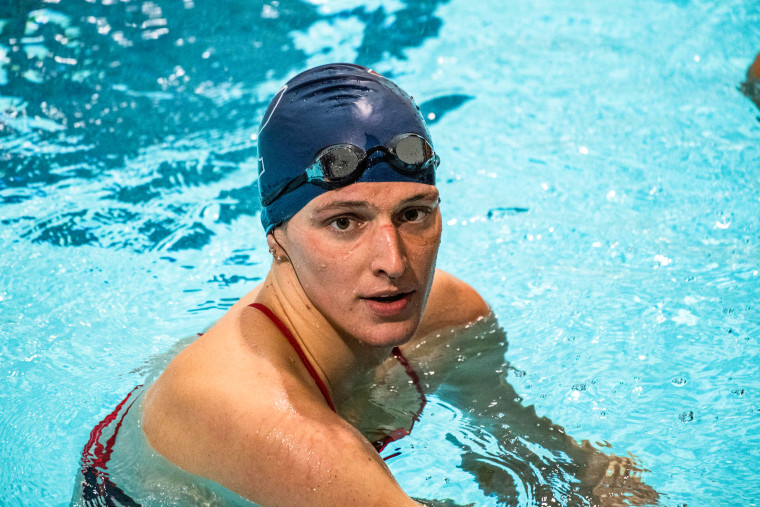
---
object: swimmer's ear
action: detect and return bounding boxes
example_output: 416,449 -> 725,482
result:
267,231 -> 289,263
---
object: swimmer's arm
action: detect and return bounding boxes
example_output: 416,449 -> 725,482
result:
143,368 -> 420,506
408,274 -> 658,504
413,270 -> 608,473
414,316 -> 657,503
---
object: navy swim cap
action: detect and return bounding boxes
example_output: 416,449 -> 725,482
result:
257,63 -> 437,232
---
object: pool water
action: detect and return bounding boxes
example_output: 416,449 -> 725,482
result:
2,0 -> 759,505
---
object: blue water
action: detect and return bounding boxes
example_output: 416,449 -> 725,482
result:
2,0 -> 759,505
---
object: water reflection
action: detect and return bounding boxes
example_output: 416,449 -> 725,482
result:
0,0 -> 453,251
1,0 -> 318,166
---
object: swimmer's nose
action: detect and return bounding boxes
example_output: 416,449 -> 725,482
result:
370,225 -> 406,280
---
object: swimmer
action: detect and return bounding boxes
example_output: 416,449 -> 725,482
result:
138,63 -> 657,506
741,51 -> 760,109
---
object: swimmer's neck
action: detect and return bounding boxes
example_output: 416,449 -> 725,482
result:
254,261 -> 393,405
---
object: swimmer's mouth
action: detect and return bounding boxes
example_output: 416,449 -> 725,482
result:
364,291 -> 413,303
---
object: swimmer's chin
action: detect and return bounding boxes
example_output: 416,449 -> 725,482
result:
342,294 -> 428,348
350,319 -> 421,350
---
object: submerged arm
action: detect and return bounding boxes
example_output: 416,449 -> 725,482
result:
409,273 -> 658,505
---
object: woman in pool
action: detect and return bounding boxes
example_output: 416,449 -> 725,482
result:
139,63 -> 656,506
742,51 -> 760,109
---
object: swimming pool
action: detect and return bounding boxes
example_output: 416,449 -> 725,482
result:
2,0 -> 759,504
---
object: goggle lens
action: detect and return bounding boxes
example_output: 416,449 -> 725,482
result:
316,134 -> 436,181
394,135 -> 433,166
321,146 -> 362,181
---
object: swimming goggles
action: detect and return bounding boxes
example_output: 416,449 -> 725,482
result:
261,133 -> 439,207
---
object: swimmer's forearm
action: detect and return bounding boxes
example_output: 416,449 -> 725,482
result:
424,317 -> 600,499
429,319 -> 659,503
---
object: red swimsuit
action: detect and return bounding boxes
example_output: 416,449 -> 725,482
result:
248,302 -> 427,456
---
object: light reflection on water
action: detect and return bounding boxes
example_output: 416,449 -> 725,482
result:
2,0 -> 760,505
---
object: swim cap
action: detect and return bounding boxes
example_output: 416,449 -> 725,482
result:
257,63 -> 437,232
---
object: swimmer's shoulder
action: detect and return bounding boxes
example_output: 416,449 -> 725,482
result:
142,296 -> 312,442
415,268 -> 491,338
141,299 -> 416,505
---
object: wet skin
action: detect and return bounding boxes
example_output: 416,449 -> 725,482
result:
140,180 -> 659,506
142,181 -> 491,506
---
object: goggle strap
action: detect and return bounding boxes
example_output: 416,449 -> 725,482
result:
305,160 -> 325,181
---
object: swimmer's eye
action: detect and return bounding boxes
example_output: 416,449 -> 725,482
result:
329,216 -> 354,231
401,207 -> 429,223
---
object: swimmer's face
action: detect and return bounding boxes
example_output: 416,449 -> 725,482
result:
273,181 -> 441,347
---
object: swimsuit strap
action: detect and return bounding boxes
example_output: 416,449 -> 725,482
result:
248,302 -> 426,457
248,303 -> 337,412
373,347 -> 427,457
80,386 -> 143,505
